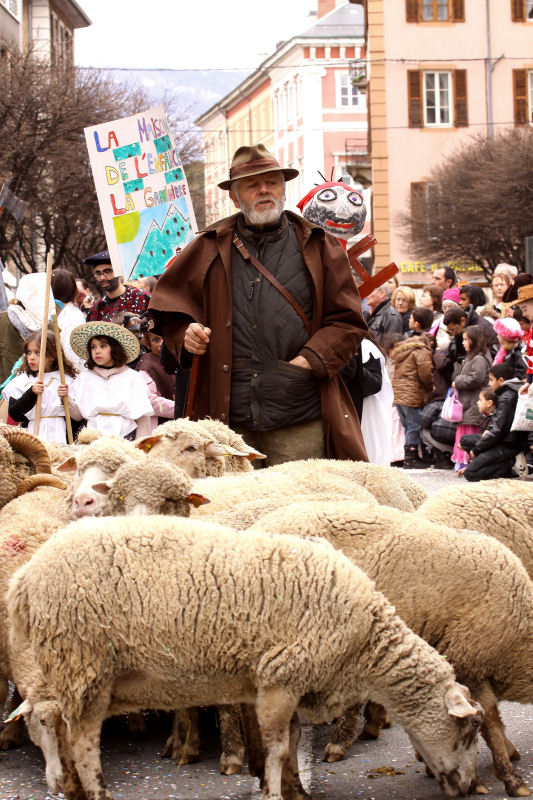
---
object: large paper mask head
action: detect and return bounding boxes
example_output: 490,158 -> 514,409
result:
297,181 -> 366,244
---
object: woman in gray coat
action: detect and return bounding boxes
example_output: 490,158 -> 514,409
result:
451,325 -> 492,471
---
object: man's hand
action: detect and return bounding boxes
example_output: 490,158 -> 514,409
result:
184,323 -> 211,355
289,355 -> 311,369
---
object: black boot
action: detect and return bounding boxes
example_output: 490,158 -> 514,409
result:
433,449 -> 453,470
403,445 -> 425,469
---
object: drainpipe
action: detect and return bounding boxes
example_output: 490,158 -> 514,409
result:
485,0 -> 503,139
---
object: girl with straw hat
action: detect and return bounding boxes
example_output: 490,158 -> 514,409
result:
59,321 -> 153,439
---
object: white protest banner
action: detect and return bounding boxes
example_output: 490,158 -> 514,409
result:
84,105 -> 197,280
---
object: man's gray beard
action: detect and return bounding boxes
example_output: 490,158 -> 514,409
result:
237,192 -> 286,226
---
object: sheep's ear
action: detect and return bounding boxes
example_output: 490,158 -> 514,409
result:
91,481 -> 112,495
204,442 -> 227,458
6,698 -> 33,722
57,456 -> 77,472
135,434 -> 163,453
187,493 -> 211,508
444,685 -> 478,718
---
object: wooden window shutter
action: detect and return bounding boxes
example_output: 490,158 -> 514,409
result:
452,0 -> 465,21
453,69 -> 468,127
511,0 -> 526,22
406,0 -> 419,22
513,69 -> 528,125
408,71 -> 422,127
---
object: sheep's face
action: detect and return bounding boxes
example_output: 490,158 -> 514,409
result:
12,699 -> 63,795
405,683 -> 483,797
137,431 -> 226,477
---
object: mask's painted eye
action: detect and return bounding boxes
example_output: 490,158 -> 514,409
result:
348,192 -> 363,206
317,189 -> 337,202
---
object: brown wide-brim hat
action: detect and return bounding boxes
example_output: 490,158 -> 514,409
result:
510,283 -> 533,306
218,143 -> 299,191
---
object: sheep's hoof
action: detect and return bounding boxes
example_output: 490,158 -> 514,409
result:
162,739 -> 199,763
323,743 -> 346,762
503,776 -> 531,797
220,754 -> 243,775
472,773 -> 489,794
358,724 -> 381,740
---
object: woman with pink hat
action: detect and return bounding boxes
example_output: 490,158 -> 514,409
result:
492,317 -> 527,380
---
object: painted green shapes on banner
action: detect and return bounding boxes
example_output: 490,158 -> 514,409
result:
154,135 -> 171,154
113,211 -> 141,244
165,168 -> 183,184
113,142 -> 142,161
123,178 -> 144,194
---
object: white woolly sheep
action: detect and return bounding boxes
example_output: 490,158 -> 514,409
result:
8,515 -> 482,800
251,499 -> 533,796
264,458 -> 427,511
415,479 -> 533,578
136,417 -> 262,477
191,469 -> 377,529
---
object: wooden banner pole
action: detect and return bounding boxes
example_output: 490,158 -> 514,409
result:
33,252 -> 53,436
51,313 -> 74,444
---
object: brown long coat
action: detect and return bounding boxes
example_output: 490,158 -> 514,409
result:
149,211 -> 369,461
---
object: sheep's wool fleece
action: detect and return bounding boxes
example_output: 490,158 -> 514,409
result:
8,516 -> 446,723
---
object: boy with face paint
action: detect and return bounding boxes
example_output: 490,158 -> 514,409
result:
83,250 -> 150,322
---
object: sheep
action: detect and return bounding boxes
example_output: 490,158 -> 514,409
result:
135,417 -> 264,477
415,479 -> 533,578
251,500 -> 533,796
0,425 -> 64,508
191,469 -> 377,529
7,515 -> 483,800
264,458 -> 427,511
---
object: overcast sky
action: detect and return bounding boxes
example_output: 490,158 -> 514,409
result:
75,0 -> 316,71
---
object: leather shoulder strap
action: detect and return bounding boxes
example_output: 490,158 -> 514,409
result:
232,234 -> 311,336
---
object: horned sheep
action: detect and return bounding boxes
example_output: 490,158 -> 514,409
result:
7,515 -> 482,800
251,499 -> 533,796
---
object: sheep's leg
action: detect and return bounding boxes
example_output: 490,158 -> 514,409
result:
162,707 -> 200,764
256,687 -> 297,800
127,711 -> 147,740
358,701 -> 390,740
0,684 -> 26,749
67,714 -> 113,800
218,704 -> 244,775
281,713 -> 312,800
323,703 -> 361,762
240,703 -> 265,781
54,713 -> 88,800
474,682 -> 530,797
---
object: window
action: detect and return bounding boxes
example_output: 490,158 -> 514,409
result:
513,69 -> 533,124
0,0 -> 19,19
424,71 -> 452,125
512,0 -> 533,20
421,0 -> 448,20
406,0 -> 465,22
408,70 -> 468,127
338,74 -> 361,108
411,181 -> 441,240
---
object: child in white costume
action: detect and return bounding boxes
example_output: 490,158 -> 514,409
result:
2,330 -> 76,443
63,321 -> 152,440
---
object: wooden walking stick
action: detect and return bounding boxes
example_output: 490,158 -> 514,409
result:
34,252 -> 53,436
51,313 -> 74,444
184,354 -> 200,419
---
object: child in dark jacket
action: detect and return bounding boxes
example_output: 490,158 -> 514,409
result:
460,362 -> 526,481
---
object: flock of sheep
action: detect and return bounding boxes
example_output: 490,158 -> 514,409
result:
0,418 -> 531,800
